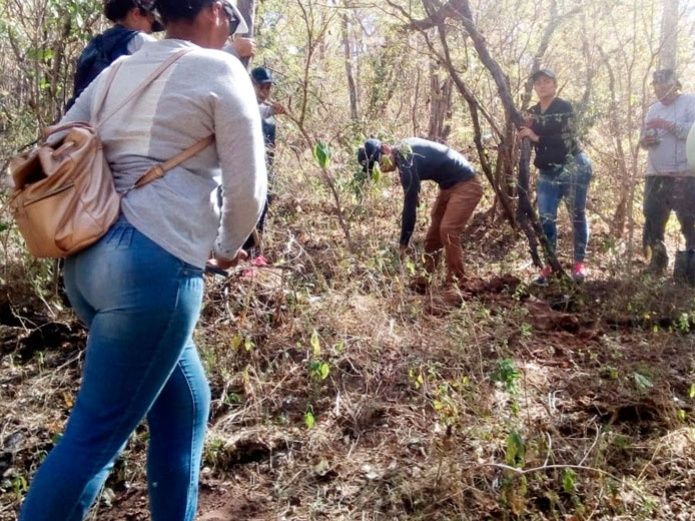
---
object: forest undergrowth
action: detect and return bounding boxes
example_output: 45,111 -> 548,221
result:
1,159 -> 694,521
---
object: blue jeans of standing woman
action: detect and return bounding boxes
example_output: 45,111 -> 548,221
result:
536,152 -> 593,262
20,217 -> 210,521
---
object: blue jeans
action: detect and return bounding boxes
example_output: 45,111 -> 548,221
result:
20,218 -> 209,521
536,152 -> 593,262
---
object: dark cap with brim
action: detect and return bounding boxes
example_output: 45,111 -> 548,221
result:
531,68 -> 556,82
652,69 -> 681,87
357,139 -> 382,173
251,67 -> 274,85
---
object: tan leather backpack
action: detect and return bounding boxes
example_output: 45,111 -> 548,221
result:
8,49 -> 213,258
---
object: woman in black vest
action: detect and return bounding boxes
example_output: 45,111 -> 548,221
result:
518,69 -> 593,284
67,0 -> 163,110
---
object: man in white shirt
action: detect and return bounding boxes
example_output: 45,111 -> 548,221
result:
640,69 -> 695,274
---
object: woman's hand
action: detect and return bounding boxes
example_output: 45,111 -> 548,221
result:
207,249 -> 248,272
231,37 -> 256,58
517,127 -> 540,143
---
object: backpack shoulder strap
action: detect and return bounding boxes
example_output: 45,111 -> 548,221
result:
91,49 -> 190,127
132,136 -> 216,189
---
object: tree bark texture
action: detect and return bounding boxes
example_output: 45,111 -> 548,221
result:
659,0 -> 679,70
427,59 -> 452,141
237,0 -> 256,35
341,10 -> 359,122
237,0 -> 256,68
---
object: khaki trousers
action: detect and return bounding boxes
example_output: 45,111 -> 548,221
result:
423,176 -> 483,281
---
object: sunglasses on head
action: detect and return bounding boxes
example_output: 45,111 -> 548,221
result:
221,2 -> 241,35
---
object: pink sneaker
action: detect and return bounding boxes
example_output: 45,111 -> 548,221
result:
242,255 -> 269,278
251,255 -> 269,267
571,261 -> 587,282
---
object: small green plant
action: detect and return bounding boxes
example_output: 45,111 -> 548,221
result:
452,375 -> 470,392
307,330 -> 330,382
333,339 -> 346,353
633,371 -> 653,391
638,495 -> 658,516
304,408 -> 316,429
407,367 -> 424,390
204,436 -> 226,468
312,141 -> 331,169
491,358 -> 521,393
612,434 -> 631,449
370,163 -> 381,182
520,322 -> 533,338
505,430 -> 525,468
230,334 -> 254,352
309,360 -> 330,381
223,392 -> 242,405
500,430 -> 528,514
431,384 -> 459,426
562,468 -> 577,493
599,365 -> 619,379
675,312 -> 691,333
12,474 -> 27,497
310,329 -> 321,356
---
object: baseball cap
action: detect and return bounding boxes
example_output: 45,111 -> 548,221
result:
652,69 -> 681,87
251,67 -> 274,85
531,68 -> 556,82
357,139 -> 382,173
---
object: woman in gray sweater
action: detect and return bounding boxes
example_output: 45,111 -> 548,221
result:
19,1 -> 266,520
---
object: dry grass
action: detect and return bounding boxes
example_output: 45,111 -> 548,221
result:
1,156 -> 695,520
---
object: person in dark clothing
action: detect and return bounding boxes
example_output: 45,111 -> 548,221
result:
358,138 -> 482,284
242,67 -> 287,260
66,0 -> 163,110
250,67 -> 285,176
518,68 -> 593,283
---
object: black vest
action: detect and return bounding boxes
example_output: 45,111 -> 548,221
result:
66,25 -> 138,110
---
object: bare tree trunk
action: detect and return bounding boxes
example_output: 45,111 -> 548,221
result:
520,0 -> 557,110
237,0 -> 256,34
659,0 -> 679,70
412,66 -> 422,136
427,58 -> 452,141
598,46 -> 630,238
236,0 -> 256,67
341,8 -> 359,122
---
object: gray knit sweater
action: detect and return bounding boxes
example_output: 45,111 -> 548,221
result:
62,38 -> 267,268
643,94 -> 695,176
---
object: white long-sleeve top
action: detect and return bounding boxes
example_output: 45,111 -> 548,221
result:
643,94 -> 695,176
63,38 -> 267,268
